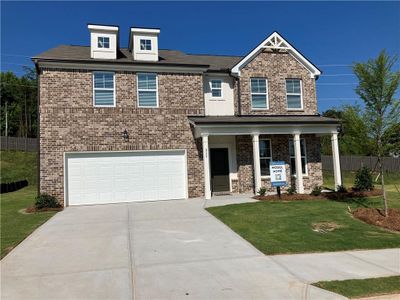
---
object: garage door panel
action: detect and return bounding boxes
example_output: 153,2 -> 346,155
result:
66,151 -> 187,205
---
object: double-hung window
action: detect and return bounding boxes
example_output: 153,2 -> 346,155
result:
259,139 -> 272,176
137,73 -> 158,107
140,39 -> 152,51
286,79 -> 303,109
251,78 -> 268,109
93,72 -> 115,107
97,37 -> 110,49
210,79 -> 222,98
289,138 -> 307,175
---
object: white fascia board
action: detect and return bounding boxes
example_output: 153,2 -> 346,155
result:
131,28 -> 160,34
192,123 -> 338,138
88,24 -> 119,32
231,32 -> 321,78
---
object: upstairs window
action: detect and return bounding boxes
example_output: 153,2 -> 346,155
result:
137,73 -> 158,107
210,79 -> 222,98
289,138 -> 307,175
140,39 -> 152,51
286,79 -> 303,110
97,37 -> 110,49
251,78 -> 268,109
93,72 -> 115,107
259,139 -> 272,176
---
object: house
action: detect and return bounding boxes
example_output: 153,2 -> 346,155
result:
32,24 -> 342,206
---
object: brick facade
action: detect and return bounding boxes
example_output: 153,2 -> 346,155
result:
39,49 -> 324,204
39,69 -> 205,204
238,50 -> 318,115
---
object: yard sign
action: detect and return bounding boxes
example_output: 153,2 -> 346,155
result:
269,161 -> 287,187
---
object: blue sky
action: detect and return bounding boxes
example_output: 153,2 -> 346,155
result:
1,1 -> 399,113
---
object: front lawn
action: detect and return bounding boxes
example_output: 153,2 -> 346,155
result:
207,192 -> 400,255
0,186 -> 57,258
313,276 -> 400,299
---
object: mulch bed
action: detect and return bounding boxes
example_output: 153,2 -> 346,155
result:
254,189 -> 383,202
352,208 -> 400,232
23,206 -> 63,214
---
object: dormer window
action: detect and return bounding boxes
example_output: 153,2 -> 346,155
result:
140,39 -> 152,51
210,80 -> 222,98
97,37 -> 110,49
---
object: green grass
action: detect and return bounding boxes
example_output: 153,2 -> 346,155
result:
323,169 -> 400,193
313,276 -> 400,298
207,192 -> 400,255
1,186 -> 57,258
1,150 -> 37,185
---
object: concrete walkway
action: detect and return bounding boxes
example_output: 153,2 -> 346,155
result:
1,196 -> 399,300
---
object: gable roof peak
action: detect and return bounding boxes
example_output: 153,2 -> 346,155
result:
231,31 -> 321,78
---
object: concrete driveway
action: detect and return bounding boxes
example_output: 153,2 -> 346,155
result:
1,196 -> 399,300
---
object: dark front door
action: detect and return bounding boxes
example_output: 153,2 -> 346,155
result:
210,148 -> 230,192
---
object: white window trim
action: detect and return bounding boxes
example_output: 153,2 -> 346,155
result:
285,78 -> 304,111
97,36 -> 110,49
289,138 -> 308,176
139,39 -> 152,52
260,138 -> 272,179
137,73 -> 159,108
210,79 -> 223,100
250,78 -> 269,110
93,71 -> 116,108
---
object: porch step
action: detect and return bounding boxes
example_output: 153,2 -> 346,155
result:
212,192 -> 232,196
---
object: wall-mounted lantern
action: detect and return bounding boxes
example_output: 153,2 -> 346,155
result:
122,129 -> 129,142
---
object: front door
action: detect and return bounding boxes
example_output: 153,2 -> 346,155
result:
210,148 -> 230,192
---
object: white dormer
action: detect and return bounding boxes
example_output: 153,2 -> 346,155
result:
88,24 -> 119,59
129,27 -> 160,62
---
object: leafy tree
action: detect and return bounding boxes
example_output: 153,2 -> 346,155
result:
321,106 -> 373,155
0,68 -> 37,137
382,122 -> 400,157
353,50 -> 400,216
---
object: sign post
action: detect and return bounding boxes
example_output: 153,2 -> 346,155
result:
269,161 -> 287,198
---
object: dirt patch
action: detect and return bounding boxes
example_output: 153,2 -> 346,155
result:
312,222 -> 344,233
353,208 -> 400,232
20,206 -> 63,214
254,189 -> 383,201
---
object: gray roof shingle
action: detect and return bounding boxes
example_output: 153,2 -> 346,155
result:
32,45 -> 243,71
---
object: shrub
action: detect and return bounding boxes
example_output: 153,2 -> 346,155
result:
337,185 -> 347,193
310,185 -> 323,196
287,186 -> 296,195
35,193 -> 61,210
257,187 -> 267,196
354,166 -> 374,191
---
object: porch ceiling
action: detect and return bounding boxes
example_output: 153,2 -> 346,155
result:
189,115 -> 341,138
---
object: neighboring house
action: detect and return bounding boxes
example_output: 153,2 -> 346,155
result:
32,24 -> 342,206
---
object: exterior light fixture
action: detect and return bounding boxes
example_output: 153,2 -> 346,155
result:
337,125 -> 342,134
122,129 -> 129,142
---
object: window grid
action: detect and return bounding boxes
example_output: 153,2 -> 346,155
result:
251,78 -> 268,109
210,80 -> 222,98
140,39 -> 152,51
137,73 -> 158,108
97,37 -> 110,49
93,72 -> 115,107
259,139 -> 272,176
285,79 -> 303,110
289,138 -> 307,175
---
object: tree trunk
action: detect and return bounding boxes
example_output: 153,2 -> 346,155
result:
379,157 -> 388,217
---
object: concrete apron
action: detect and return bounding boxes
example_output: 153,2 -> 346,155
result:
1,196 -> 399,300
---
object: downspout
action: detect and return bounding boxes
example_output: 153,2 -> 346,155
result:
34,60 -> 40,197
232,72 -> 241,116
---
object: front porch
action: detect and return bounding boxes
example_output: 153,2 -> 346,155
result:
189,115 -> 343,199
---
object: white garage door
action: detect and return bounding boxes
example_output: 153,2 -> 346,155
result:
66,150 -> 187,206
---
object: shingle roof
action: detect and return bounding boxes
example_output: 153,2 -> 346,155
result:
32,45 -> 243,71
188,115 -> 341,125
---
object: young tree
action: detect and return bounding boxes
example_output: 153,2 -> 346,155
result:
353,50 -> 400,216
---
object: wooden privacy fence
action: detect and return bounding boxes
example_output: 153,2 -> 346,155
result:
0,136 -> 38,152
322,155 -> 400,172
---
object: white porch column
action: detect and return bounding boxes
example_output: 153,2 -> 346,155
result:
252,134 -> 262,193
331,132 -> 342,190
202,134 -> 211,200
293,133 -> 304,194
